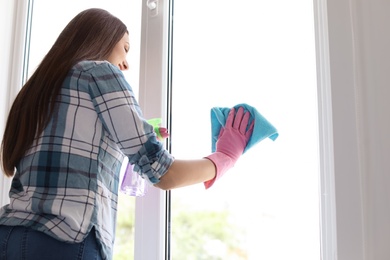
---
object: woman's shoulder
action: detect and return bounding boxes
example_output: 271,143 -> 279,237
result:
72,60 -> 121,75
68,60 -> 128,93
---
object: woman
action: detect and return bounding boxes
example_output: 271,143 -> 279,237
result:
0,8 -> 253,260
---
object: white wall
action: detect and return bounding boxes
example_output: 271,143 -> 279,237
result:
0,0 -> 389,259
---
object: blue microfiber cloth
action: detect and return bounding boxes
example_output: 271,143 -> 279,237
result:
211,103 -> 279,153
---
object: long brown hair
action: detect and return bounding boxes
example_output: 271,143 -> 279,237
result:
1,8 -> 128,177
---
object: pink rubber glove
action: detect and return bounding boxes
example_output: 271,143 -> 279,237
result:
204,107 -> 254,189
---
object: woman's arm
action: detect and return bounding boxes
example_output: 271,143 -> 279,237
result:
154,107 -> 254,190
154,159 -> 216,190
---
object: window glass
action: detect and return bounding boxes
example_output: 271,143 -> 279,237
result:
28,1 -> 141,259
28,0 -> 141,95
170,1 -> 320,259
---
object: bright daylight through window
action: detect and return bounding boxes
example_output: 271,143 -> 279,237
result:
170,1 -> 320,259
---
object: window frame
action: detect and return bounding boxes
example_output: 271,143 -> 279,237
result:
317,0 -> 367,258
134,0 -> 173,259
0,0 -> 33,207
313,0 -> 338,258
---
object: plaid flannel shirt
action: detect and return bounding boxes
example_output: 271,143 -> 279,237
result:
0,60 -> 174,260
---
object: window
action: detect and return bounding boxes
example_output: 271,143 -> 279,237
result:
2,1 -> 323,259
169,1 -> 321,259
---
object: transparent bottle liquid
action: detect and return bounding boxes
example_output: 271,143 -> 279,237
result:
120,163 -> 147,196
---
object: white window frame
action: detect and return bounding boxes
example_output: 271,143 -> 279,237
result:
0,0 -> 375,259
316,0 -> 366,259
313,0 -> 337,258
134,0 -> 172,259
0,0 -> 32,207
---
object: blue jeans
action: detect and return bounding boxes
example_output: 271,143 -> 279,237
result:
0,225 -> 102,260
